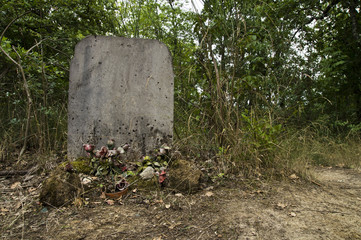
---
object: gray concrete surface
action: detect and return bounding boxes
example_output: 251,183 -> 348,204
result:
68,36 -> 174,159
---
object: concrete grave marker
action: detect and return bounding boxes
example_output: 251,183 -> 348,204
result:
68,36 -> 174,159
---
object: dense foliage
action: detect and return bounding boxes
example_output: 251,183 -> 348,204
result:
1,0 -> 360,171
0,0 -> 120,152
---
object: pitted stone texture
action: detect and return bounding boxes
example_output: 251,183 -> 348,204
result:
68,36 -> 174,159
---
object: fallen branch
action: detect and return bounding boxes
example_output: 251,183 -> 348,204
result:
0,170 -> 29,177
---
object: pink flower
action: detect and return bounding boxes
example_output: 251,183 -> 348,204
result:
83,144 -> 95,153
95,150 -> 102,158
99,146 -> 108,158
159,170 -> 166,184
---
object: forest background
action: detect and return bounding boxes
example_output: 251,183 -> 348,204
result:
1,0 -> 360,177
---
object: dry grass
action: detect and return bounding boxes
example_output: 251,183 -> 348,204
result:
175,115 -> 360,182
275,127 -> 361,180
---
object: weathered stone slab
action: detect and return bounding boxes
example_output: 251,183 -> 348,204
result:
68,36 -> 174,160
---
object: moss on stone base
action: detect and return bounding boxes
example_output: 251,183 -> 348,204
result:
127,175 -> 160,192
59,158 -> 92,174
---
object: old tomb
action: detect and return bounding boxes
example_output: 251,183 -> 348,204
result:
68,36 -> 174,160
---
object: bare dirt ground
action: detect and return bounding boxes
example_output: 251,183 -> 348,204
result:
1,166 -> 360,240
